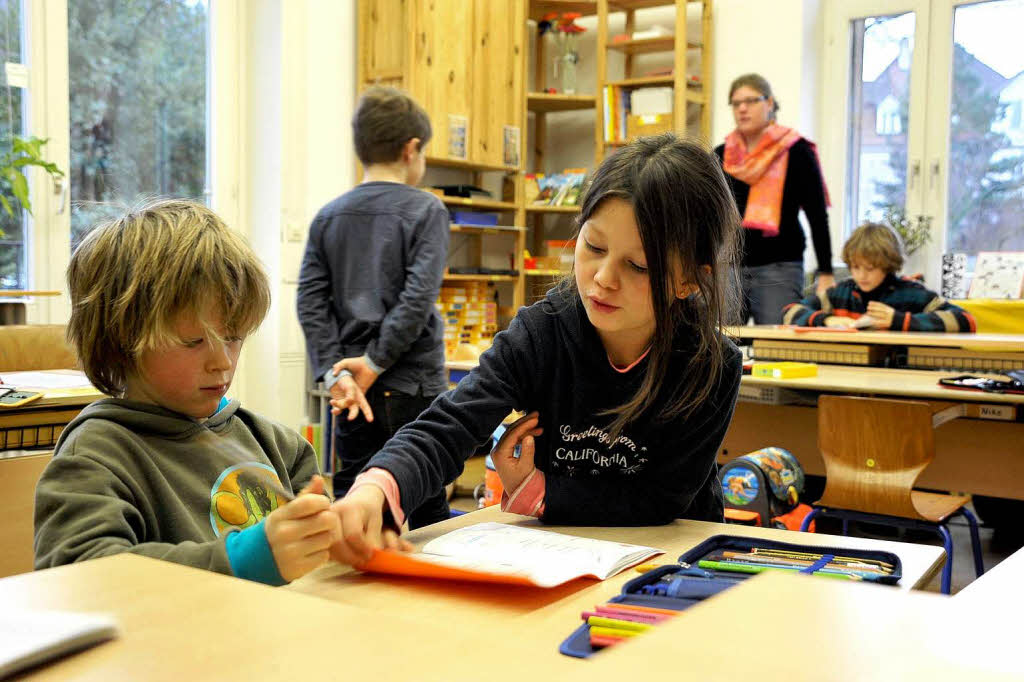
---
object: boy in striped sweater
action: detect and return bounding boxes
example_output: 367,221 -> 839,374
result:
782,222 -> 975,332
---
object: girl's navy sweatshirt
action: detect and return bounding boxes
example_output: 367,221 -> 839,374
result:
365,286 -> 743,526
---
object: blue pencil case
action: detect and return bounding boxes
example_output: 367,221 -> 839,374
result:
559,533 -> 902,659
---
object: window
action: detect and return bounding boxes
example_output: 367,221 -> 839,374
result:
827,0 -> 1024,284
68,0 -> 209,250
946,0 -> 1024,254
844,11 -> 915,231
876,95 -> 904,135
0,0 -> 27,290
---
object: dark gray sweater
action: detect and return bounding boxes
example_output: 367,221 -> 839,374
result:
34,399 -> 318,573
297,182 -> 449,396
367,286 -> 742,526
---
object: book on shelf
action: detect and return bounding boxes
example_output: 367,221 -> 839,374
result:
360,522 -> 663,588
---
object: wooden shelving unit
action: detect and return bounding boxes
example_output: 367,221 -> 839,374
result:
596,0 -> 713,162
527,93 -> 597,113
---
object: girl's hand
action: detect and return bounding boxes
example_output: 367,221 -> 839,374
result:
328,485 -> 412,568
264,475 -> 342,582
865,301 -> 895,329
492,411 -> 544,494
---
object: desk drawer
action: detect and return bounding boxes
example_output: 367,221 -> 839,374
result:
751,339 -> 886,366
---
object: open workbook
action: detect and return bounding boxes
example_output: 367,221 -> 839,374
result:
361,522 -> 663,588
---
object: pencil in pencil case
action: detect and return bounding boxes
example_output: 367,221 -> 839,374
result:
558,534 -> 901,659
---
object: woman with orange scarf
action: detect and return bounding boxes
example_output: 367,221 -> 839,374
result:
714,74 -> 834,324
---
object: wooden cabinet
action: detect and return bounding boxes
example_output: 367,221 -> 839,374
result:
358,0 -> 525,170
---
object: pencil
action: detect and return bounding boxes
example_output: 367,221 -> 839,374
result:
698,559 -> 863,580
719,551 -> 889,574
749,547 -> 894,570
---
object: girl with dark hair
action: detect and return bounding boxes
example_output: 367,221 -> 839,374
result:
715,73 -> 835,324
328,134 -> 745,566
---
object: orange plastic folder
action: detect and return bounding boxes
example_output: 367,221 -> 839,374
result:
358,522 -> 664,588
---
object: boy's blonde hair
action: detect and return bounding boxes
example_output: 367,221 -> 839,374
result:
67,199 -> 271,396
842,222 -> 904,274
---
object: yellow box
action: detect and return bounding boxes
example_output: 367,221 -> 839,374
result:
751,362 -> 818,379
626,113 -> 674,139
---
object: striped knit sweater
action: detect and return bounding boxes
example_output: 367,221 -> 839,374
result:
782,274 -> 976,332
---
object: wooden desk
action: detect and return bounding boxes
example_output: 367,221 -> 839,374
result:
0,370 -> 103,449
3,554 -> 484,682
289,506 -> 944,674
726,366 -> 1024,499
727,325 -> 1024,351
565,571 -> 1023,680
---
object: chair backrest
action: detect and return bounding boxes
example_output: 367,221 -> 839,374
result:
816,395 -> 935,520
0,325 -> 77,372
0,452 -> 52,577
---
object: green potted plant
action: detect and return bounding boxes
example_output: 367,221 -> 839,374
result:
0,135 -> 64,238
880,204 -> 932,257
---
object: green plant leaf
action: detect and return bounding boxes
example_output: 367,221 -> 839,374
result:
0,194 -> 13,217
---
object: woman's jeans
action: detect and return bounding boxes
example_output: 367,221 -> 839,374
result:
741,262 -> 805,325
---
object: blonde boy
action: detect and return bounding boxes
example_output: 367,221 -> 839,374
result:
35,199 -> 339,584
783,222 -> 975,332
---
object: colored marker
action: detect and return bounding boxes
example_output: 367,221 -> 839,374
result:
590,633 -> 626,648
585,616 -> 653,632
586,609 -> 670,625
590,626 -> 641,639
600,602 -> 682,617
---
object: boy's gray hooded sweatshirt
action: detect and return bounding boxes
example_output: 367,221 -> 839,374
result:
34,398 -> 317,574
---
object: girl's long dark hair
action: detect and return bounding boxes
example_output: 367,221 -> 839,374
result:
566,133 -> 742,442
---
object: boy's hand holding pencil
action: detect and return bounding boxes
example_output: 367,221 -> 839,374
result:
264,475 -> 342,581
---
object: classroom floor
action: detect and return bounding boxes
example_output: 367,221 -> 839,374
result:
449,461 -> 1021,595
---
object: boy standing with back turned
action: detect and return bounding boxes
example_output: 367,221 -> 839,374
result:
297,86 -> 451,528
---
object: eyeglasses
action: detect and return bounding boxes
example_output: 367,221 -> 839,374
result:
729,96 -> 767,109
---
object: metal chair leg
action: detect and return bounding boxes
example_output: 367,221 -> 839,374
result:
959,507 -> 985,578
799,507 -> 819,532
937,524 -> 954,595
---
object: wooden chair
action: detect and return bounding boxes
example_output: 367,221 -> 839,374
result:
0,452 -> 52,577
799,395 -> 984,594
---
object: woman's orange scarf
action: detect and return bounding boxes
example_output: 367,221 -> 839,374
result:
723,124 -> 829,237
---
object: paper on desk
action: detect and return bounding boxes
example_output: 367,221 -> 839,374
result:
0,610 -> 119,678
0,371 -> 93,390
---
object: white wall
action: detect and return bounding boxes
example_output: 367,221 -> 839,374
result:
231,0 -> 356,427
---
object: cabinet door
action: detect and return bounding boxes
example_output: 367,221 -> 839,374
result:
409,0 -> 474,161
472,0 -> 525,168
359,0 -> 408,87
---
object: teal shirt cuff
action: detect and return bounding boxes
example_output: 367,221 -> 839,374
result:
225,520 -> 286,586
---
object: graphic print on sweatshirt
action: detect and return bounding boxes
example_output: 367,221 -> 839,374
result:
548,423 -> 649,477
209,463 -> 288,535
